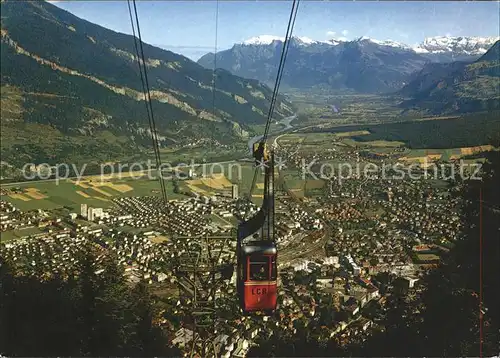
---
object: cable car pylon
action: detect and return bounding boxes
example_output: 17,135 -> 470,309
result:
173,233 -> 235,358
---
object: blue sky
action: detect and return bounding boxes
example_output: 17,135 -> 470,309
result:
51,1 -> 500,60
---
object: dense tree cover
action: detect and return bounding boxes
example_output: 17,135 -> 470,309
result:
248,329 -> 344,357
249,151 -> 500,357
306,111 -> 500,149
0,247 -> 181,357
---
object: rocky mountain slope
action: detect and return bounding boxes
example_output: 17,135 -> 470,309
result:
0,0 -> 293,166
198,35 -> 499,93
399,40 -> 500,114
199,37 -> 430,93
413,36 -> 499,62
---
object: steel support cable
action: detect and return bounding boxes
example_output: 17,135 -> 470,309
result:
262,1 -> 298,141
262,0 -> 300,143
247,0 -> 300,200
267,4 -> 299,136
130,0 -> 168,203
127,0 -> 166,202
210,0 -> 219,158
251,5 -> 299,198
126,0 -> 166,203
248,0 -> 299,201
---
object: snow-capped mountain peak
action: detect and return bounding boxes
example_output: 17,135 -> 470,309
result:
412,36 -> 500,55
323,38 -> 346,46
294,36 -> 317,45
356,36 -> 411,49
242,34 -> 415,49
242,35 -> 284,45
242,35 -> 319,46
240,34 -> 499,56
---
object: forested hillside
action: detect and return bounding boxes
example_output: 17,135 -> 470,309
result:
400,41 -> 500,114
0,246 -> 181,357
0,0 -> 293,167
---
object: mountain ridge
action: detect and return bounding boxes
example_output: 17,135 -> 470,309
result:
0,0 -> 294,167
198,37 -> 431,93
234,34 -> 499,57
399,40 -> 500,114
198,35 -> 498,93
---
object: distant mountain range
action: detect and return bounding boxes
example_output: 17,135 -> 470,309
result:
0,1 -> 293,166
240,35 -> 497,59
412,36 -> 499,60
399,40 -> 500,114
198,35 -> 499,93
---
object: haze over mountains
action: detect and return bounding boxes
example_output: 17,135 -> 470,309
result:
0,0 -> 293,166
198,35 -> 499,93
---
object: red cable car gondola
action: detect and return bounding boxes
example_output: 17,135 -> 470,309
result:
237,143 -> 277,314
234,0 -> 299,316
237,241 -> 277,313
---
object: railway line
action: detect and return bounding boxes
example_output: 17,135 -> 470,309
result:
279,226 -> 330,264
276,170 -> 332,265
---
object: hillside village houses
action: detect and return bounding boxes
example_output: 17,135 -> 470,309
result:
2,193 -> 396,354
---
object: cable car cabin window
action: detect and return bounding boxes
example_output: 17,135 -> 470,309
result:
270,256 -> 277,280
239,261 -> 245,281
249,255 -> 270,281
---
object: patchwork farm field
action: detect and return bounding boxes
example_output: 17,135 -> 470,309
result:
0,178 -> 186,211
400,145 -> 495,162
278,129 -> 496,166
9,133 -> 487,213
304,111 -> 500,149
1,227 -> 44,242
1,161 -> 275,211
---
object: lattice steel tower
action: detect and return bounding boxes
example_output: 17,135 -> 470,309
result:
173,233 -> 235,357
